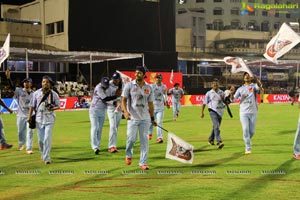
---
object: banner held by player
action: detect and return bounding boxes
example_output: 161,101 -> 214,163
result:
224,56 -> 253,77
263,23 -> 300,64
0,33 -> 10,66
116,70 -> 132,84
166,133 -> 194,164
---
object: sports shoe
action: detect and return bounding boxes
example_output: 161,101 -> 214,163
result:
176,113 -> 179,118
217,142 -> 224,149
157,138 -> 163,143
208,141 -> 215,145
173,118 -> 176,121
94,148 -> 100,155
140,164 -> 149,170
26,150 -> 33,154
44,160 -> 51,165
126,156 -> 132,165
293,154 -> 300,160
0,143 -> 13,150
19,145 -> 25,151
148,134 -> 152,140
108,147 -> 118,153
245,150 -> 252,155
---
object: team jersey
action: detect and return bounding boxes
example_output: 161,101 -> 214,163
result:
106,80 -> 122,112
122,80 -> 154,120
15,87 -> 34,118
203,89 -> 225,117
168,87 -> 184,102
90,83 -> 114,110
151,83 -> 167,111
234,83 -> 260,114
30,89 -> 60,124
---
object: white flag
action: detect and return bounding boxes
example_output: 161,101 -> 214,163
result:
224,56 -> 253,77
264,23 -> 300,64
166,133 -> 194,164
116,70 -> 132,84
170,69 -> 174,84
0,33 -> 10,66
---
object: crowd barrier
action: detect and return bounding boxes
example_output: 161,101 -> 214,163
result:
0,94 -> 292,113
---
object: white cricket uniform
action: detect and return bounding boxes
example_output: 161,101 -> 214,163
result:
149,83 -> 168,139
107,80 -> 122,149
15,87 -> 34,150
122,80 -> 154,166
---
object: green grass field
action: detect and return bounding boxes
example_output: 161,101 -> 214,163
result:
0,103 -> 300,200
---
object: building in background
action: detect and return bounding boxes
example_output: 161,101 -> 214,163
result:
175,0 -> 300,94
0,0 -> 176,87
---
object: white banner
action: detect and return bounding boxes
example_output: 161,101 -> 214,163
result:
224,56 -> 253,77
165,133 -> 194,164
264,23 -> 300,64
0,33 -> 10,66
170,69 -> 174,84
116,70 -> 132,84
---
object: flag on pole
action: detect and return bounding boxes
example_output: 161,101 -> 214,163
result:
116,70 -> 132,84
264,23 -> 300,64
169,69 -> 174,84
224,56 -> 253,77
0,33 -> 10,66
165,133 -> 194,164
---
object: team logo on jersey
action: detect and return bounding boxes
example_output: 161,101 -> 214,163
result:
144,89 -> 150,94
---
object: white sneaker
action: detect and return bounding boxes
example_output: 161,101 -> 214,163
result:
26,150 -> 33,154
19,145 -> 25,151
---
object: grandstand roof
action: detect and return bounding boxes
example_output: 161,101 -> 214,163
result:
9,48 -> 143,64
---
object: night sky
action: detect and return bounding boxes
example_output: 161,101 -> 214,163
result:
0,0 -> 34,5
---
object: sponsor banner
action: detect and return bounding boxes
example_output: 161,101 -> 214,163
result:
263,94 -> 290,103
121,71 -> 183,89
0,96 -> 91,113
0,94 -> 292,112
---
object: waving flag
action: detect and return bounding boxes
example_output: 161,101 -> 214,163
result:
166,133 -> 194,164
224,56 -> 253,77
0,33 -> 10,66
116,70 -> 132,84
264,23 -> 300,64
169,69 -> 174,84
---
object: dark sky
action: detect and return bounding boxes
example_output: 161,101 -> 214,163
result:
0,0 -> 34,5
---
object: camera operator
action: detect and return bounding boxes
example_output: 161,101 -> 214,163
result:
27,75 -> 60,164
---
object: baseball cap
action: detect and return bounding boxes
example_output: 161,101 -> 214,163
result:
42,75 -> 54,85
156,74 -> 163,79
112,72 -> 121,80
22,78 -> 32,83
136,66 -> 146,75
101,77 -> 110,88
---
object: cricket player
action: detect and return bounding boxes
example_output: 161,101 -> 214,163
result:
107,72 -> 123,153
233,72 -> 262,155
28,75 -> 60,164
121,66 -> 156,170
89,77 -> 121,155
6,70 -> 34,154
168,83 -> 184,121
0,99 -> 14,150
148,73 -> 169,143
